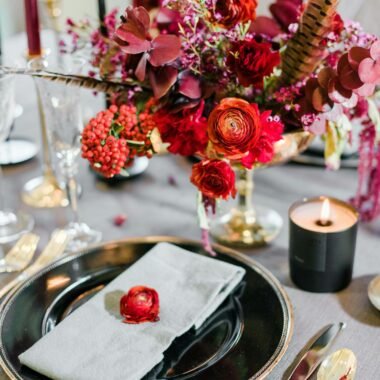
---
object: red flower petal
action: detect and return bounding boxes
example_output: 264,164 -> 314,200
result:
149,66 -> 178,98
120,286 -> 160,324
149,35 -> 181,67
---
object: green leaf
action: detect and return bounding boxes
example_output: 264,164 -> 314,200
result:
110,122 -> 124,138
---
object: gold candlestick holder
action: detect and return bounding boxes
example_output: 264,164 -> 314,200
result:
22,57 -> 68,208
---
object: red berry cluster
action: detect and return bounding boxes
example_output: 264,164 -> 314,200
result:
81,102 -> 157,177
81,105 -> 131,177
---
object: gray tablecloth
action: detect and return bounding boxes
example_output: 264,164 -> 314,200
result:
1,32 -> 380,379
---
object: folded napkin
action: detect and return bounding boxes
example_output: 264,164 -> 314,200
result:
19,242 -> 245,380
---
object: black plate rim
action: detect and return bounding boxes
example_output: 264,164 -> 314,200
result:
0,236 -> 294,380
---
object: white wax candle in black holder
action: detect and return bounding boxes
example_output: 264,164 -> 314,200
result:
289,196 -> 358,292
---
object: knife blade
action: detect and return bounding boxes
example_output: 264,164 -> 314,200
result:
286,322 -> 346,380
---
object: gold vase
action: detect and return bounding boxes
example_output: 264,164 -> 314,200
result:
210,131 -> 314,248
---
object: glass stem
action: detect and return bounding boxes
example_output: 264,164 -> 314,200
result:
0,165 -> 6,213
66,175 -> 79,224
35,79 -> 55,177
237,168 -> 254,213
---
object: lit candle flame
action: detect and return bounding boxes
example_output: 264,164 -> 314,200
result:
320,198 -> 331,225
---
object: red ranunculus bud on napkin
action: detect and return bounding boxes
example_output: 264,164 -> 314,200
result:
120,286 -> 160,324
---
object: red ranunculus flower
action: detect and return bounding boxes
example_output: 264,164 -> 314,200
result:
212,0 -> 257,28
154,101 -> 208,156
191,159 -> 236,199
120,286 -> 160,324
208,98 -> 262,158
227,39 -> 280,88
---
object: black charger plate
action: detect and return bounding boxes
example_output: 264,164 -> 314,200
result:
0,237 -> 293,380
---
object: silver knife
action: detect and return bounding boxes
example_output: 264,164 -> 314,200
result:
286,322 -> 346,380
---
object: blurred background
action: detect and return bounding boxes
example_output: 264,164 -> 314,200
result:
0,0 -> 379,40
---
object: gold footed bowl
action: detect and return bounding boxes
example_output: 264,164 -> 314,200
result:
210,131 -> 314,248
22,170 -> 68,208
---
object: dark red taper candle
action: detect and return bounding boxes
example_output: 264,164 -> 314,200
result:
24,0 -> 41,57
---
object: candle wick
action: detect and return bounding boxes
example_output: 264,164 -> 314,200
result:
316,219 -> 333,227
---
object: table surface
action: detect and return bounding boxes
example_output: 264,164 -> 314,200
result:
1,32 -> 380,380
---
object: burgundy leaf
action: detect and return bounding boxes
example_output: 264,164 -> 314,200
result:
132,0 -> 159,11
305,78 -> 319,103
149,35 -> 181,66
312,87 -> 333,112
249,16 -> 281,38
348,47 -> 370,68
114,7 -> 151,54
135,53 -> 148,81
116,32 -> 151,54
149,66 -> 178,98
117,7 -> 149,39
270,1 -> 300,30
317,67 -> 335,89
178,71 -> 201,99
328,77 -> 352,103
338,53 -> 363,90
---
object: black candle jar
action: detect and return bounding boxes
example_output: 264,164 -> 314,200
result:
289,196 -> 358,293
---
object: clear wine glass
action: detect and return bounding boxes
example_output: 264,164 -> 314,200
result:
32,57 -> 102,251
0,75 -> 34,243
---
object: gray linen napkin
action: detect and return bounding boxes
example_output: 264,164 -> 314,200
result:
19,242 -> 245,380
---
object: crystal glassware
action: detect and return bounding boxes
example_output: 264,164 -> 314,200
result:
33,57 -> 102,251
21,56 -> 68,208
0,75 -> 34,243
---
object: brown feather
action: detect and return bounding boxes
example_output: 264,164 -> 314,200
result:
0,66 -> 141,94
280,0 -> 340,85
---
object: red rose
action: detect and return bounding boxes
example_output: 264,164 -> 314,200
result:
120,286 -> 160,324
190,160 -> 236,199
154,101 -> 208,156
227,39 -> 280,88
208,98 -> 262,159
212,0 -> 257,28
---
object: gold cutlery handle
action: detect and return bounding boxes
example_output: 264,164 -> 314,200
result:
0,230 -> 69,299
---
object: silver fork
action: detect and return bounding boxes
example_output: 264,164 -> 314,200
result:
0,230 -> 70,299
0,233 -> 39,273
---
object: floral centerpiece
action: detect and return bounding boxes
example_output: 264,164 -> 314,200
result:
11,0 -> 380,250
